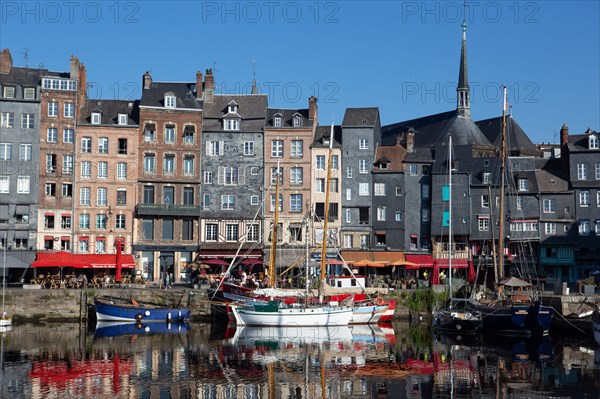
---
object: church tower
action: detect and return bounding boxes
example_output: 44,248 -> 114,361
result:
457,20 -> 470,118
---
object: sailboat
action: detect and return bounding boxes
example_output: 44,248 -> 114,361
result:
466,86 -> 552,336
0,235 -> 12,328
432,134 -> 482,334
230,124 -> 353,327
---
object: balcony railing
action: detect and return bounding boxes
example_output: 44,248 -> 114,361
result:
136,204 -> 203,216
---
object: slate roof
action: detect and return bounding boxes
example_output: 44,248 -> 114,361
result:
535,159 -> 570,193
0,66 -> 45,86
476,115 -> 539,156
342,107 -> 379,127
312,125 -> 342,148
202,94 -> 267,132
381,110 -> 493,148
140,81 -> 202,109
79,99 -> 140,126
567,130 -> 600,152
265,108 -> 310,128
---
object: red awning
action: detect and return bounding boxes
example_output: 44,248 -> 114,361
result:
199,250 -> 262,258
405,254 -> 434,267
31,251 -> 135,269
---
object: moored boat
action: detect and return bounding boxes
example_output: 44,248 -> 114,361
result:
94,296 -> 191,322
230,300 -> 353,327
433,299 -> 482,334
94,321 -> 190,338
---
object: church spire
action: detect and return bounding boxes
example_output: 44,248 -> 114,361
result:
457,19 -> 470,118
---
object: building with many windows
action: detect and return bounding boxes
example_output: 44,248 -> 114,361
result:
36,55 -> 86,255
198,76 -> 267,267
74,99 -> 139,256
134,70 -> 203,283
263,97 -> 318,269
0,49 -> 40,277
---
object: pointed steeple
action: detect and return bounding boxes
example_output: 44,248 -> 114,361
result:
457,19 -> 470,118
251,59 -> 258,94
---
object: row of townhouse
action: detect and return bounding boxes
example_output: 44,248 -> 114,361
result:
1,23 -> 598,285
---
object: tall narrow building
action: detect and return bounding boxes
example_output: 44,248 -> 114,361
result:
0,49 -> 40,279
134,70 -> 203,283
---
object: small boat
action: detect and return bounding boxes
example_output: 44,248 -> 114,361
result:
94,321 -> 190,338
350,301 -> 388,324
230,300 -> 353,327
94,296 -> 191,322
433,299 -> 482,334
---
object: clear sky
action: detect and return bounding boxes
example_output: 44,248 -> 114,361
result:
1,1 -> 598,143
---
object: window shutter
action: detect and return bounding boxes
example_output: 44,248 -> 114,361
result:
238,167 -> 245,185
217,166 -> 225,185
219,141 -> 224,155
206,141 -> 211,155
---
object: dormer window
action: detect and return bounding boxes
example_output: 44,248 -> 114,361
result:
224,119 -> 240,131
274,116 -> 282,128
293,115 -> 302,127
589,134 -> 599,149
518,179 -> 528,191
118,114 -> 128,125
164,94 -> 176,108
227,101 -> 238,114
380,162 -> 388,170
323,137 -> 330,145
91,112 -> 101,124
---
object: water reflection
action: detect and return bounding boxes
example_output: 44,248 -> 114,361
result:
0,321 -> 598,398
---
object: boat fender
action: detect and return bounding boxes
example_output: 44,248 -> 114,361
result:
135,313 -> 143,321
375,296 -> 385,306
144,310 -> 151,317
136,322 -> 143,329
456,323 -> 462,331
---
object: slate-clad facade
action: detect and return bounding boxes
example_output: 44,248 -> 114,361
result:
340,108 -> 381,249
0,49 -> 40,276
199,81 -> 267,265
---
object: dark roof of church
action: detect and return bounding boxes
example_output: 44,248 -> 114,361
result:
476,115 -> 539,156
381,110 -> 493,148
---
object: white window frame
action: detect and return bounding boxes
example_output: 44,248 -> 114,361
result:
81,161 -> 91,178
183,156 -> 194,175
221,195 -> 235,210
347,167 -> 353,178
0,112 -> 13,128
579,219 -> 590,235
47,128 -> 57,143
359,183 -> 369,196
478,217 -> 489,231
545,222 -> 557,235
374,183 -> 385,196
163,155 -> 175,174
518,179 -> 528,191
63,128 -> 74,143
19,144 -> 32,161
97,161 -> 108,178
81,137 -> 92,153
580,190 -> 590,207
118,113 -> 128,125
291,140 -> 303,157
98,137 -> 108,154
274,117 -> 282,127
21,113 -> 34,129
359,138 -> 368,149
595,163 -> 600,180
589,135 -> 599,149
117,163 -> 127,180
23,87 -> 35,99
224,119 -> 240,131
165,95 -> 176,108
115,214 -> 126,230
293,116 -> 302,127
377,206 -> 386,221
271,140 -> 283,157
144,154 -> 156,173
64,102 -> 74,118
395,211 -> 402,221
205,224 -> 218,241
346,188 -> 352,201
483,172 -> 491,184
79,187 -> 90,205
346,209 -> 351,223
316,155 -> 325,170
577,163 -> 587,180
316,178 -> 325,193
359,159 -> 368,174
63,155 -> 73,175
97,188 -> 107,206
48,101 -> 58,117
0,176 -> 9,194
543,199 -> 556,213
290,193 -> 302,212
165,125 -> 175,143
244,141 -> 254,156
250,195 -> 259,206
203,171 -> 213,184
290,167 -> 303,185
91,112 -> 101,124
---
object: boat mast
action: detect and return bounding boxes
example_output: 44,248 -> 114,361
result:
2,234 -> 5,317
449,134 -> 453,293
319,122 -> 335,284
268,160 -> 281,288
488,183 -> 498,285
498,86 -> 507,284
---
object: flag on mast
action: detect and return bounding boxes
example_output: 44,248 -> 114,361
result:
503,85 -> 508,112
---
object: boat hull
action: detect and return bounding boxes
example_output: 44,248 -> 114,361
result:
231,305 -> 353,327
94,321 -> 190,338
350,304 -> 387,324
432,309 -> 482,334
378,300 -> 396,322
94,297 -> 191,322
467,299 -> 551,337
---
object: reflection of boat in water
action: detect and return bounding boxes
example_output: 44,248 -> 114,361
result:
231,324 -> 354,345
94,296 -> 191,322
94,321 -> 190,338
593,309 -> 600,346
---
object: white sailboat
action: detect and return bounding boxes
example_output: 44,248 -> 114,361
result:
230,123 -> 353,327
1,234 -> 12,328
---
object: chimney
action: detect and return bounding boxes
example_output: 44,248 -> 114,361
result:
396,133 -> 404,146
560,123 -> 569,147
407,128 -> 415,153
204,68 -> 214,103
196,71 -> 203,100
308,96 -> 318,122
77,62 -> 87,109
69,55 -> 80,80
0,48 -> 12,74
143,71 -> 152,90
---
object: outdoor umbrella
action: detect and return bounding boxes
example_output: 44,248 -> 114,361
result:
467,261 -> 476,284
431,262 -> 440,285
115,241 -> 123,282
202,258 -> 229,266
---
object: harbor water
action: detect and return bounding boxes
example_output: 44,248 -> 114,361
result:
0,320 -> 599,398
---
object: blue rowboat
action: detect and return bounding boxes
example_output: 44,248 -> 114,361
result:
94,296 -> 191,322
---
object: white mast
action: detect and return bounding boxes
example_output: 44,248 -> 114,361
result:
449,134 -> 453,292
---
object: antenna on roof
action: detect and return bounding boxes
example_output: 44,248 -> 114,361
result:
20,48 -> 30,68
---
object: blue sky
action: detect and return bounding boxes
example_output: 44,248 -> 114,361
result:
1,1 -> 598,143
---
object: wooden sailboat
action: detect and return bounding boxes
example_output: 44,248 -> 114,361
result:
432,134 -> 482,334
467,86 -> 552,336
230,124 -> 353,327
